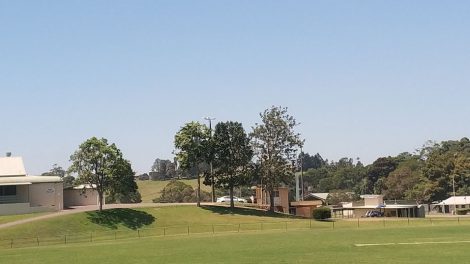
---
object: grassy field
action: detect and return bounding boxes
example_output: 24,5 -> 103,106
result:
2,223 -> 470,263
2,206 -> 470,263
137,179 -> 212,202
0,205 -> 298,240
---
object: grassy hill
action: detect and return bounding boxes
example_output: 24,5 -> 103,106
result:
137,179 -> 212,203
0,205 -> 298,240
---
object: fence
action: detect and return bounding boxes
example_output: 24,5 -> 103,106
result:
1,217 -> 469,249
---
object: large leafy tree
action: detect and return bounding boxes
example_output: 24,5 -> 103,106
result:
174,122 -> 210,207
251,106 -> 302,212
69,137 -> 136,211
212,121 -> 253,209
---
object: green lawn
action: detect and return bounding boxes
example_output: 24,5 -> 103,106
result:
137,179 -> 212,202
2,224 -> 470,263
0,212 -> 51,225
0,205 -> 300,240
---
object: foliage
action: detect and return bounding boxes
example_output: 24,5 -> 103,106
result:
251,106 -> 302,212
326,191 -> 360,206
150,159 -> 177,180
153,180 -> 211,203
41,164 -> 66,177
174,122 -> 210,206
68,137 -> 137,210
312,207 -> 331,220
211,121 -> 253,209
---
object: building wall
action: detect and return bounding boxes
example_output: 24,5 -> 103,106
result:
64,189 -> 99,207
0,203 -> 31,215
29,182 -> 63,211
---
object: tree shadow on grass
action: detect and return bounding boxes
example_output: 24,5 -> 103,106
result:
86,208 -> 155,230
201,205 -> 299,219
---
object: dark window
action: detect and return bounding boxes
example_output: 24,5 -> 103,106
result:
0,186 -> 16,196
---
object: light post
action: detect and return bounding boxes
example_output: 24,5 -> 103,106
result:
204,117 -> 216,202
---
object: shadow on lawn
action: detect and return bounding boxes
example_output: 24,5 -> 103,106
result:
86,208 -> 155,230
201,205 -> 296,219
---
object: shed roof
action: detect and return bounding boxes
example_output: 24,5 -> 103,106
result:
0,157 -> 27,177
0,175 -> 61,185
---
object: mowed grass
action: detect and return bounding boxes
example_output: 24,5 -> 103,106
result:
0,212 -> 51,225
137,179 -> 212,202
3,224 -> 470,263
0,205 -> 301,240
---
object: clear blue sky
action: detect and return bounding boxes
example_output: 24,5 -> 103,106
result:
1,1 -> 470,175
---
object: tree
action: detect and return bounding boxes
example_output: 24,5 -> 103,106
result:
174,122 -> 210,207
107,157 -> 141,203
41,164 -> 66,177
42,164 -> 74,188
154,180 -> 211,203
69,137 -> 135,211
212,121 -> 253,209
251,106 -> 302,212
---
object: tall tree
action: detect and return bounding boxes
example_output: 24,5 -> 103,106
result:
212,121 -> 253,209
251,106 -> 302,212
174,122 -> 209,207
69,137 -> 134,211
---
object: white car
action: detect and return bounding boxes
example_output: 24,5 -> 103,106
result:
216,196 -> 247,203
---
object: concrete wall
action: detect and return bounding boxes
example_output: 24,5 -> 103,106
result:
64,188 -> 99,207
29,182 -> 63,211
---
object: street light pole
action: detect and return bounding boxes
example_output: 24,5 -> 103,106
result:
204,117 -> 216,202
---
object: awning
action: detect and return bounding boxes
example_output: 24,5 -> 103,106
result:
0,182 -> 32,186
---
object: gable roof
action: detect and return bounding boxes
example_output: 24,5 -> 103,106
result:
438,196 -> 470,205
0,157 -> 27,177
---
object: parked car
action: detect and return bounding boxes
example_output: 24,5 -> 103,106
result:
365,210 -> 384,217
216,196 -> 247,203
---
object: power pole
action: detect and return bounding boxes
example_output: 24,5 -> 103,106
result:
204,117 -> 216,202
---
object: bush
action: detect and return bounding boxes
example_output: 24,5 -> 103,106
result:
312,207 -> 331,220
153,180 -> 211,203
456,209 -> 469,215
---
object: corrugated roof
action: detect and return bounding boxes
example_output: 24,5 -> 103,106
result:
0,157 -> 26,177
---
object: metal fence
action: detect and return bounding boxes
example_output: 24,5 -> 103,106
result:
1,217 -> 469,249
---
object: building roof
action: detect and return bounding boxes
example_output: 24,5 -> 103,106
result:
0,175 -> 62,185
0,157 -> 27,177
304,193 -> 329,201
438,196 -> 470,205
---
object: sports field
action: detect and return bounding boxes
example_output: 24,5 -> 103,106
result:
1,206 -> 470,263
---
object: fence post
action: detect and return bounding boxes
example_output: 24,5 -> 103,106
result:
309,219 -> 312,229
163,227 -> 166,237
114,231 -> 117,240
187,226 -> 190,235
90,232 -> 93,242
357,218 -> 360,228
408,217 -> 410,225
285,222 -> 288,231
383,218 -> 385,228
138,230 -> 140,238
10,239 -> 13,249
37,237 -> 39,246
212,224 -> 214,234
261,223 -> 263,230
238,223 -> 240,233
332,221 -> 335,229
458,217 -> 460,224
64,235 -> 67,245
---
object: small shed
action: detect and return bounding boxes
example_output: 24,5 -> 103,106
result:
63,184 -> 99,208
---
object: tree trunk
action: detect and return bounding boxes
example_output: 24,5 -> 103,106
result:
269,191 -> 275,213
98,190 -> 104,211
197,170 -> 201,207
229,185 -> 234,210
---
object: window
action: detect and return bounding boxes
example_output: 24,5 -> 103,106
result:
0,186 -> 16,196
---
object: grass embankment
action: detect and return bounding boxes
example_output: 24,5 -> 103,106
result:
3,224 -> 470,263
137,179 -> 212,202
0,212 -> 51,225
0,205 -> 298,240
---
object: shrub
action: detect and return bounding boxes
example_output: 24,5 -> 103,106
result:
312,207 -> 331,220
456,209 -> 469,215
153,180 -> 212,203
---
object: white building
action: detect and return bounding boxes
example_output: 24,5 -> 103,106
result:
0,156 -> 63,216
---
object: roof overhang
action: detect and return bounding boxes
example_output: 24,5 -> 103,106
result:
0,182 -> 32,186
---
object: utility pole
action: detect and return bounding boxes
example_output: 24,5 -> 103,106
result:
300,147 -> 304,201
204,117 -> 216,202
